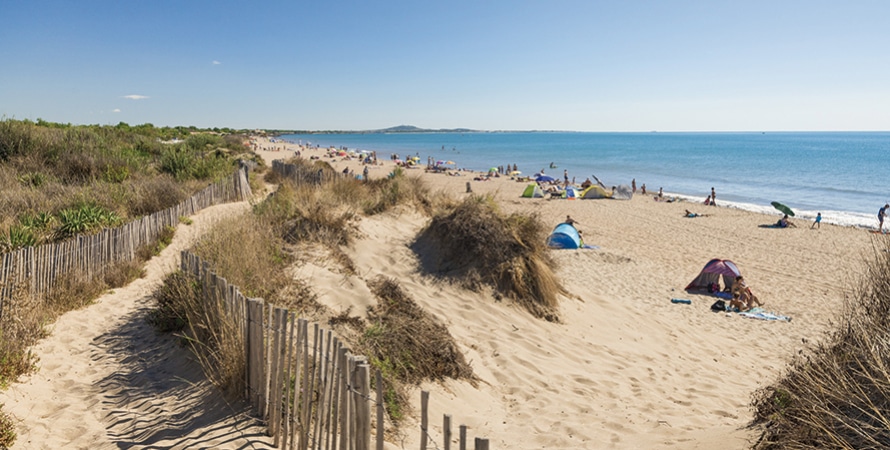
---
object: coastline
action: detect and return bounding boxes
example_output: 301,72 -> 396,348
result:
253,137 -> 876,448
275,132 -> 890,230
1,136 -> 878,448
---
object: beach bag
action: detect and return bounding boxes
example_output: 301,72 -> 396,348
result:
710,300 -> 726,313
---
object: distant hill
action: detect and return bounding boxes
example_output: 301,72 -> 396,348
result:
374,125 -> 477,133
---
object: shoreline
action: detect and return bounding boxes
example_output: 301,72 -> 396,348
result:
269,135 -> 883,230
251,136 -> 877,447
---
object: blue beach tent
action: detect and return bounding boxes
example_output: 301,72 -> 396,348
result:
546,223 -> 581,249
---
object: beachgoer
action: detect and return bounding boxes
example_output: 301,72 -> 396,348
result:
731,276 -> 762,310
565,215 -> 580,228
581,178 -> 592,189
641,184 -> 646,195
564,169 -> 569,185
811,212 -> 822,229
631,179 -> 636,193
710,187 -> 716,206
729,292 -> 748,312
684,209 -> 707,218
658,187 -> 664,199
777,214 -> 796,228
880,204 -> 889,232
703,195 -> 711,206
362,166 -> 369,181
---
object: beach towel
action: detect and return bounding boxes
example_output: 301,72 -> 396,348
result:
738,307 -> 791,322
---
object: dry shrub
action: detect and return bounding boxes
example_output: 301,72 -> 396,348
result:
151,270 -> 245,397
191,212 -> 295,305
415,195 -> 563,322
125,174 -> 188,217
0,406 -> 15,448
360,276 -> 475,421
0,283 -> 45,385
751,241 -> 890,449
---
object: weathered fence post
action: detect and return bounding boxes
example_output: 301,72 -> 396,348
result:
420,391 -> 429,450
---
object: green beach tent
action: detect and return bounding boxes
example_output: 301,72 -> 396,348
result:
521,183 -> 544,198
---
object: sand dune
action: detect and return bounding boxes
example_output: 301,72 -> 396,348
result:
0,139 -> 875,449
253,141 -> 874,449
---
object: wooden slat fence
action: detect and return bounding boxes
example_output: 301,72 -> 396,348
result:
272,160 -> 334,185
0,166 -> 252,314
180,250 -> 491,449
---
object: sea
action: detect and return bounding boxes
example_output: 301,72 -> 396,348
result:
278,131 -> 890,229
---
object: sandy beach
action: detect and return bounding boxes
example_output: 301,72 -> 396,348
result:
0,137 -> 877,449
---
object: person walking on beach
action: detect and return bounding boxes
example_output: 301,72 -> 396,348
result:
812,212 -> 822,229
632,179 -> 636,193
564,169 -> 569,186
710,187 -> 717,206
880,204 -> 889,232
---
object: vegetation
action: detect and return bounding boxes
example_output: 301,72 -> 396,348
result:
0,118 -> 254,251
751,242 -> 890,448
415,195 -> 564,321
358,276 -> 475,421
0,117 -> 253,446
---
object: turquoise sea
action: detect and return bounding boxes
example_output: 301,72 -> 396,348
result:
279,132 -> 890,229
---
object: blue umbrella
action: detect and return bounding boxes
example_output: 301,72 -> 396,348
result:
535,175 -> 556,183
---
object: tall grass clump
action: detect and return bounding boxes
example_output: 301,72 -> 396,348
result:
414,195 -> 563,321
151,269 -> 245,397
344,276 -> 474,421
751,241 -> 890,449
149,212 -> 315,396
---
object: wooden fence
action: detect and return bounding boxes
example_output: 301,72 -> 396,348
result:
180,250 -> 491,449
0,166 -> 252,314
272,159 -> 334,185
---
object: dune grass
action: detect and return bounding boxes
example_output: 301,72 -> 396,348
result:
751,240 -> 890,448
416,194 -> 564,322
359,276 -> 475,421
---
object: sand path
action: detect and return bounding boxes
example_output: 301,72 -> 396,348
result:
0,200 -> 276,450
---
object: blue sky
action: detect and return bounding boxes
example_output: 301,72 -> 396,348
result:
2,1 -> 888,131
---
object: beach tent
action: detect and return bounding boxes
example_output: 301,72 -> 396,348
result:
685,259 -> 741,293
546,223 -> 581,249
521,183 -> 544,198
612,184 -> 633,200
562,186 -> 579,200
581,185 -> 612,199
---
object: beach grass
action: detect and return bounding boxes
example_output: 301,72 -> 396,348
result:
360,276 -> 476,421
751,239 -> 890,448
416,194 -> 564,322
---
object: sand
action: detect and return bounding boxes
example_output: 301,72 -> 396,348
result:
0,137 -> 876,449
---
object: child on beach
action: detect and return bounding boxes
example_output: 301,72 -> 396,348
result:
812,212 -> 822,229
880,204 -> 889,232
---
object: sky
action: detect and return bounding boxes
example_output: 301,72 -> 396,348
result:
2,0 -> 889,132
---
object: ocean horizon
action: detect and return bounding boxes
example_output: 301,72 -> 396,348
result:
279,131 -> 890,229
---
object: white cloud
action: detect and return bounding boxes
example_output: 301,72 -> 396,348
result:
122,94 -> 149,100
212,60 -> 221,65
113,108 -> 121,113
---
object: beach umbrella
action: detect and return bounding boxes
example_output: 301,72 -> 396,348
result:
489,167 -> 498,172
436,160 -> 445,166
446,160 -> 456,165
535,175 -> 556,183
510,170 -> 522,175
771,201 -> 795,217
